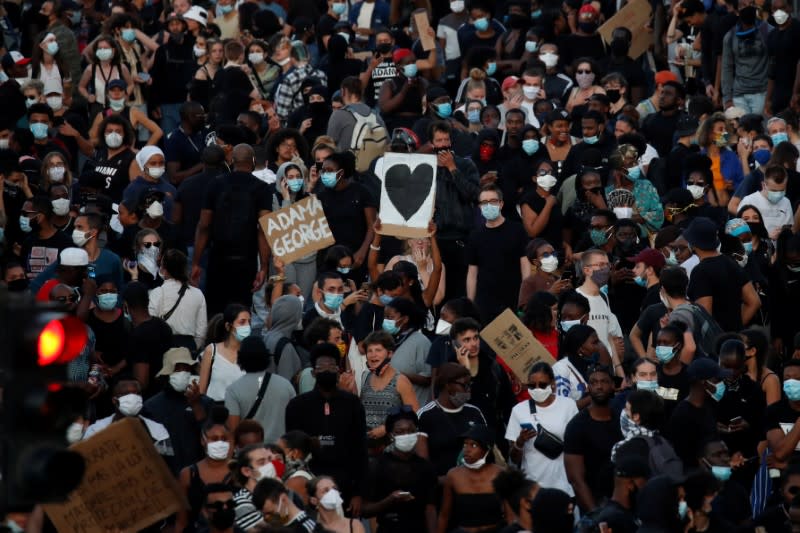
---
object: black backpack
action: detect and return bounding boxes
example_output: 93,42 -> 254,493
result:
686,303 -> 724,357
212,178 -> 258,255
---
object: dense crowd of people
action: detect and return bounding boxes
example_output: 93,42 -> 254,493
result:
4,0 -> 800,531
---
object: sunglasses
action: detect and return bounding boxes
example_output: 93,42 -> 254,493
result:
142,241 -> 162,248
577,69 -> 592,75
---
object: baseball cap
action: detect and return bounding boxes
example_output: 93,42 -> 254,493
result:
183,5 -> 208,26
578,4 -> 598,17
675,115 -> 699,137
60,247 -> 89,266
462,424 -> 495,449
391,127 -> 419,150
392,48 -> 414,64
2,51 -> 31,69
502,75 -> 522,91
614,454 -> 651,478
687,358 -> 732,381
157,347 -> 196,376
627,248 -> 666,270
654,70 -> 678,86
108,79 -> 127,91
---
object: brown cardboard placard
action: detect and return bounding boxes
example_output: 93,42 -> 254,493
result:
413,9 -> 436,51
43,418 -> 187,533
480,309 -> 556,383
259,195 -> 336,265
598,0 -> 653,59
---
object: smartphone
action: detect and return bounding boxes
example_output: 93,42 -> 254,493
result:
730,416 -> 743,425
396,491 -> 411,497
520,422 -> 535,431
452,338 -> 462,350
560,270 -> 574,281
314,161 -> 323,172
613,376 -> 623,388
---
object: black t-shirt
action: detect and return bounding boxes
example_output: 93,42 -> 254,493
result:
715,374 -> 765,457
519,190 -> 562,248
687,254 -> 749,332
657,363 -> 690,419
560,33 -> 606,66
564,409 -> 623,506
636,303 -> 667,353
466,220 -> 528,323
765,397 -> 800,460
665,399 -> 718,469
418,402 -> 486,476
363,452 -> 437,533
93,147 -> 137,203
128,317 -> 174,398
164,127 -> 204,174
317,180 -> 377,255
20,230 -> 73,278
352,302 -> 384,343
641,111 -> 684,158
175,169 -> 219,246
86,311 -> 130,367
365,59 -> 396,107
203,171 -> 271,257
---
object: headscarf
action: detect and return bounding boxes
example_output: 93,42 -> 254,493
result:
135,146 -> 164,172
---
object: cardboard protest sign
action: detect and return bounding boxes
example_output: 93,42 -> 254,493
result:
413,9 -> 436,51
43,417 -> 186,533
259,195 -> 336,264
377,153 -> 437,239
598,0 -> 653,59
481,309 -> 556,383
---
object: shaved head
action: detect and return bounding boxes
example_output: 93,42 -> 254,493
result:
231,144 -> 255,171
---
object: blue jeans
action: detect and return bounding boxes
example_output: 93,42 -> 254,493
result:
159,103 -> 182,135
733,92 -> 766,115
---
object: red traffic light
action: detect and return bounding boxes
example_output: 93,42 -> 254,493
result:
37,316 -> 87,366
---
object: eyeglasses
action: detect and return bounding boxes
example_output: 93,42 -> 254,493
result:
577,69 -> 592,75
142,241 -> 162,248
478,199 -> 501,206
451,380 -> 471,390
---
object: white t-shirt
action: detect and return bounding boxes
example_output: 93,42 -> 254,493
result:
505,395 -> 578,495
576,287 -> 623,355
552,358 -> 587,401
739,191 -> 793,235
681,254 -> 700,278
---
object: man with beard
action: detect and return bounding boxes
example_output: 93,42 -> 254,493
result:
563,365 -> 622,514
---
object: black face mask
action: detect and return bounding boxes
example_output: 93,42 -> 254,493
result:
316,370 -> 338,390
170,31 -> 185,43
209,507 -> 235,530
578,21 -> 598,33
610,38 -> 630,57
7,278 -> 30,292
372,358 -> 390,375
376,43 -> 392,55
606,89 -> 621,103
617,237 -> 636,251
310,101 -> 330,116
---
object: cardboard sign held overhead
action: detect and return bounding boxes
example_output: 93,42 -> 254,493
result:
43,418 -> 186,533
481,309 -> 556,384
598,0 -> 653,59
377,153 -> 437,239
413,9 -> 436,51
259,195 -> 336,265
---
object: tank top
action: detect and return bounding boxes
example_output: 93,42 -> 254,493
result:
91,63 -> 122,105
206,343 -> 245,402
361,371 -> 402,429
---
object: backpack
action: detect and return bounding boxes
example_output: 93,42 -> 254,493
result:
687,303 -> 724,357
636,435 -> 684,480
212,178 -> 258,255
348,107 -> 388,173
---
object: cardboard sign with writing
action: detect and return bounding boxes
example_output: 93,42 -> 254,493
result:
259,195 -> 336,264
413,9 -> 436,51
598,0 -> 653,59
377,153 -> 437,239
481,309 -> 556,383
43,418 -> 186,533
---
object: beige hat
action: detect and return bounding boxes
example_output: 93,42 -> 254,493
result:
157,347 -> 196,376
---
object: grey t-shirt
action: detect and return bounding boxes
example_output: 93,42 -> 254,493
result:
390,330 -> 432,407
225,372 -> 296,443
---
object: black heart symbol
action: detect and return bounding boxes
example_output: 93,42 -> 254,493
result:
384,163 -> 434,221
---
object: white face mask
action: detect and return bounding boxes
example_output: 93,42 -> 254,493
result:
52,197 -> 70,216
105,132 -> 123,148
137,246 -> 159,276
463,452 -> 488,470
207,440 -> 230,460
193,45 -> 206,58
450,0 -> 465,12
146,200 -> 164,218
529,386 -> 552,403
169,371 -> 191,392
46,95 -> 63,111
0,139 -> 9,149
319,488 -> 344,511
257,462 -> 278,480
540,52 -> 558,68
773,9 -> 790,25
276,56 -> 291,67
537,173 -> 557,191
436,318 -> 452,336
393,432 -> 419,452
117,393 -> 143,416
72,229 -> 92,247
687,184 -> 705,200
539,255 -> 559,273
522,85 -> 540,100
147,166 -> 165,179
48,165 -> 66,182
66,421 -> 84,443
248,52 -> 264,64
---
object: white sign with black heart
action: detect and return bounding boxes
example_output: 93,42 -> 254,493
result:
376,152 -> 437,239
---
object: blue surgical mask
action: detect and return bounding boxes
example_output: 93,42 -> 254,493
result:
234,324 -> 251,341
626,165 -> 642,180
655,345 -> 676,363
19,215 -> 33,233
122,28 -> 136,42
637,380 -> 658,391
323,292 -> 344,310
97,293 -> 118,310
382,318 -> 399,334
379,294 -> 394,306
531,9 -> 542,18
403,63 -> 418,78
219,3 -> 234,14
485,62 -> 496,76
710,464 -> 732,482
767,190 -> 785,203
522,139 -> 540,155
287,178 -> 304,192
435,102 -> 452,118
474,17 -> 489,31
743,241 -> 753,254
46,41 -> 60,55
583,135 -> 599,145
634,275 -> 647,287
332,2 -> 346,15
678,501 -> 688,520
467,109 -> 481,123
337,267 -> 350,274
784,379 -> 800,401
30,122 -> 49,140
707,380 -> 726,402
771,132 -> 789,145
666,250 -> 678,266
525,40 -> 538,53
321,171 -> 339,188
480,204 -> 501,221
69,10 -> 81,25
753,148 -> 771,166
590,228 -> 609,246
560,319 -> 581,332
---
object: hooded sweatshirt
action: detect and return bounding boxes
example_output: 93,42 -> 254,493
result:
262,295 -> 304,382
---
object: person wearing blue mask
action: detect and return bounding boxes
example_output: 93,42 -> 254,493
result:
606,143 -> 664,235
629,248 -> 665,310
696,440 -> 753,529
412,85 -> 469,148
381,297 -> 432,408
766,360 -> 800,465
653,323 -> 690,419
666,358 -> 731,469
456,1 -> 502,55
303,271 -> 362,330
378,48 -> 427,132
562,110 -> 616,179
198,303 -> 250,402
26,103 -> 69,161
738,165 -> 794,238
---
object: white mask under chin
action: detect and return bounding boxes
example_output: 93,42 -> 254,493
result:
463,452 -> 488,470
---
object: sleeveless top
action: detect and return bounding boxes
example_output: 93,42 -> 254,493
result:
205,343 -> 245,402
91,64 -> 122,105
361,371 -> 402,429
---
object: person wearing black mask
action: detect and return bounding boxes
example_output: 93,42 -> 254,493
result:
149,13 -> 196,134
288,84 -> 331,148
593,452 -> 650,533
201,484 -> 241,533
561,4 -> 605,67
284,343 -> 368,517
3,261 -> 30,292
495,2 -> 532,76
600,27 -> 647,104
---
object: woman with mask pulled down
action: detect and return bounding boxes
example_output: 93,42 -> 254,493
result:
438,424 -> 504,533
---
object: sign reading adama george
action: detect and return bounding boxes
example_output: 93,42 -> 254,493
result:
43,418 -> 187,533
259,195 -> 336,265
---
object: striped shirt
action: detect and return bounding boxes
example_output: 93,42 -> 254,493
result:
233,488 -> 263,532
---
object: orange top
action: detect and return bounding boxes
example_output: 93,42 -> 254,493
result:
710,153 -> 724,191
